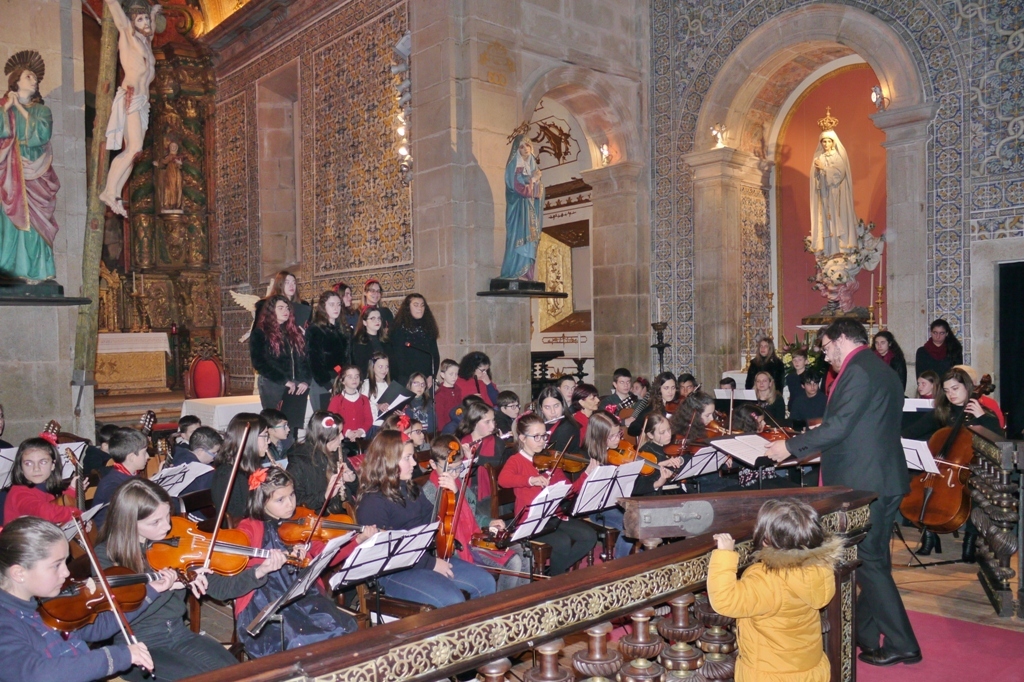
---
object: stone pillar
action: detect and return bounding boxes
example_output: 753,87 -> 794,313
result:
871,103 -> 937,388
582,162 -> 649,390
410,0 -> 531,400
0,0 -> 89,440
682,148 -> 771,386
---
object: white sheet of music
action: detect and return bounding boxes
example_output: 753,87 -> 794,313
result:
903,398 -> 935,412
149,462 -> 213,497
710,434 -> 771,467
901,438 -> 940,474
672,446 -> 724,481
714,389 -> 758,400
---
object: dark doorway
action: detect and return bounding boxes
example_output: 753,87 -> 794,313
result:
999,262 -> 1024,438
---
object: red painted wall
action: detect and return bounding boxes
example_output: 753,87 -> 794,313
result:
776,65 -> 886,339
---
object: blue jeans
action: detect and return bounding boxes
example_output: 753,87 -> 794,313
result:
378,556 -> 495,608
590,507 -> 634,559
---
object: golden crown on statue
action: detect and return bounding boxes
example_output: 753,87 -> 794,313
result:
817,107 -> 839,132
507,120 -> 531,144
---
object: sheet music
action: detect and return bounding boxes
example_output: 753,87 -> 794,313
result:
149,462 -> 213,497
571,459 -> 644,515
510,481 -> 570,543
710,434 -> 771,467
903,398 -> 935,412
372,394 -> 413,426
714,389 -> 757,400
0,442 -> 83,489
672,447 -> 725,481
901,438 -> 940,474
328,522 -> 439,589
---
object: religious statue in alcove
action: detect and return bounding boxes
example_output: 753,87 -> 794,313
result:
99,0 -> 162,218
154,136 -> 184,214
0,51 -> 61,285
499,123 -> 544,280
803,108 -> 884,320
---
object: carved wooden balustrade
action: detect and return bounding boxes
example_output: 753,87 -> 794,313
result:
183,487 -> 873,682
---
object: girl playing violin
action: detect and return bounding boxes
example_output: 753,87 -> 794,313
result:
535,386 -> 582,454
628,372 -> 677,437
327,364 -> 373,444
497,414 -> 597,575
0,517 -> 158,682
4,436 -> 81,526
288,412 -> 358,516
95,478 -> 273,680
633,414 -> 685,495
356,430 -> 495,607
669,391 -> 733,493
420,435 -> 528,591
581,412 -> 635,559
211,413 -> 269,519
454,402 -> 505,514
237,466 -> 366,656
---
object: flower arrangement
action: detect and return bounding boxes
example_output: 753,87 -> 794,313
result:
778,331 -> 828,376
804,219 -> 884,315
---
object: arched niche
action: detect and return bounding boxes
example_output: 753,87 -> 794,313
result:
684,3 -> 933,386
521,66 -> 648,389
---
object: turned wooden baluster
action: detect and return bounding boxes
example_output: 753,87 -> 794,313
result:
524,638 -> 572,682
478,658 -> 511,682
617,657 -> 665,682
572,622 -> 623,678
694,594 -> 736,682
665,670 -> 709,681
657,593 -> 705,673
619,606 -> 665,660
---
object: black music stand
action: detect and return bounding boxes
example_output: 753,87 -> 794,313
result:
573,461 -> 644,516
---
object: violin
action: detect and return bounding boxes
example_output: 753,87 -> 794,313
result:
605,440 -> 658,476
38,566 -> 157,631
760,425 -> 798,441
278,507 -> 363,545
533,449 -> 588,474
435,441 -> 462,561
147,516 -> 308,577
470,528 -> 511,552
900,374 -> 994,533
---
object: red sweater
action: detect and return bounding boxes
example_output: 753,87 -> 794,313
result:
573,412 -> 590,442
434,384 -> 462,432
456,377 -> 498,407
4,485 -> 80,525
235,517 -> 355,614
497,451 -> 569,517
327,392 -> 373,435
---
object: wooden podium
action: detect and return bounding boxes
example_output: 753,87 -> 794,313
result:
95,332 -> 171,394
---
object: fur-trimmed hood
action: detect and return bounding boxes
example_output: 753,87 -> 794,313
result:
755,536 -> 845,572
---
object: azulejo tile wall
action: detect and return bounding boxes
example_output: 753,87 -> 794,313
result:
214,0 -> 412,386
651,0 -> 1024,371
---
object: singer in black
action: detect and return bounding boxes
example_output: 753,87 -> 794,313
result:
388,294 -> 441,386
765,318 -> 920,667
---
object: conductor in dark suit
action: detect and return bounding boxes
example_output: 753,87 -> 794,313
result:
765,318 -> 920,667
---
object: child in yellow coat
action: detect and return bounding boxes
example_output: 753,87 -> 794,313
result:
707,498 -> 844,682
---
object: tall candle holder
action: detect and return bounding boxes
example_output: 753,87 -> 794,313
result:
742,311 -> 753,371
651,322 -> 670,374
765,291 -> 774,340
130,286 -> 152,333
875,283 -> 886,330
570,357 -> 588,382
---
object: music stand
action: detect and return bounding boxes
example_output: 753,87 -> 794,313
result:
245,532 -> 354,648
572,461 -> 644,516
670,447 -> 727,493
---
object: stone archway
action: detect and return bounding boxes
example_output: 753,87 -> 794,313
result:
683,4 -> 934,384
521,67 -> 649,389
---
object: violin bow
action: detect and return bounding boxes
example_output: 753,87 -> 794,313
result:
728,389 -> 735,432
548,439 -> 572,474
305,458 -> 348,551
203,422 -> 251,573
72,517 -> 155,678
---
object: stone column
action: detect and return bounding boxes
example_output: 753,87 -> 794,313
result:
410,0 -> 531,400
682,148 -> 771,386
871,103 -> 937,388
582,162 -> 649,390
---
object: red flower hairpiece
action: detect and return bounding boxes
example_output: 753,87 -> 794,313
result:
603,404 -> 619,415
248,468 -> 268,491
334,365 -> 343,375
38,431 -> 58,446
397,414 -> 411,432
323,416 -> 337,429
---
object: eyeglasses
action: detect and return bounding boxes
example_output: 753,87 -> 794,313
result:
821,339 -> 833,351
505,404 -> 520,410
524,433 -> 547,441
407,429 -> 424,435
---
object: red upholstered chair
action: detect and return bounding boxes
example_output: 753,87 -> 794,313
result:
184,340 -> 229,399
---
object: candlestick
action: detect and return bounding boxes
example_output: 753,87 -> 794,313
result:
655,296 -> 661,323
577,336 -> 581,360
868,272 -> 875,328
765,291 -> 774,339
133,271 -> 136,290
651,322 -> 670,375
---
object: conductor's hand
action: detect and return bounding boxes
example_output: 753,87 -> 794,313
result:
128,642 -> 154,672
433,558 -> 454,578
254,549 -> 288,579
765,439 -> 791,463
714,533 -> 735,551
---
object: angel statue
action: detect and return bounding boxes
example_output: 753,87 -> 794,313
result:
0,50 -> 60,283
229,289 -> 261,343
499,125 -> 544,280
809,108 -> 858,257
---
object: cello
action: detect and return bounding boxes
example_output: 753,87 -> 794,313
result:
899,374 -> 994,533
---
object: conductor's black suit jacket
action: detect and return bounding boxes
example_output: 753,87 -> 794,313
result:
787,346 -> 910,497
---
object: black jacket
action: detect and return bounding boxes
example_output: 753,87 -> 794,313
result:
388,325 -> 440,385
785,347 -> 910,497
915,344 -> 960,380
250,327 -> 310,384
350,334 -> 387,378
287,442 -> 355,515
746,355 -> 786,392
306,322 -> 350,387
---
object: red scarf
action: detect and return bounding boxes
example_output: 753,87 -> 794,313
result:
874,349 -> 894,365
112,462 -> 134,477
922,339 -> 947,361
827,345 -> 867,403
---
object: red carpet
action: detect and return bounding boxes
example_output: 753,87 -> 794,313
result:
858,611 -> 1024,682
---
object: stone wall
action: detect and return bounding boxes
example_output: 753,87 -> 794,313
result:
0,0 -> 89,442
652,0 -> 1024,379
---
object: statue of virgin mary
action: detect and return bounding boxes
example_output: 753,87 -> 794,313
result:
809,109 -> 858,257
0,51 -> 59,283
499,131 -> 544,280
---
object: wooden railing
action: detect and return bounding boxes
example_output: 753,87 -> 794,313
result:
184,487 -> 874,682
